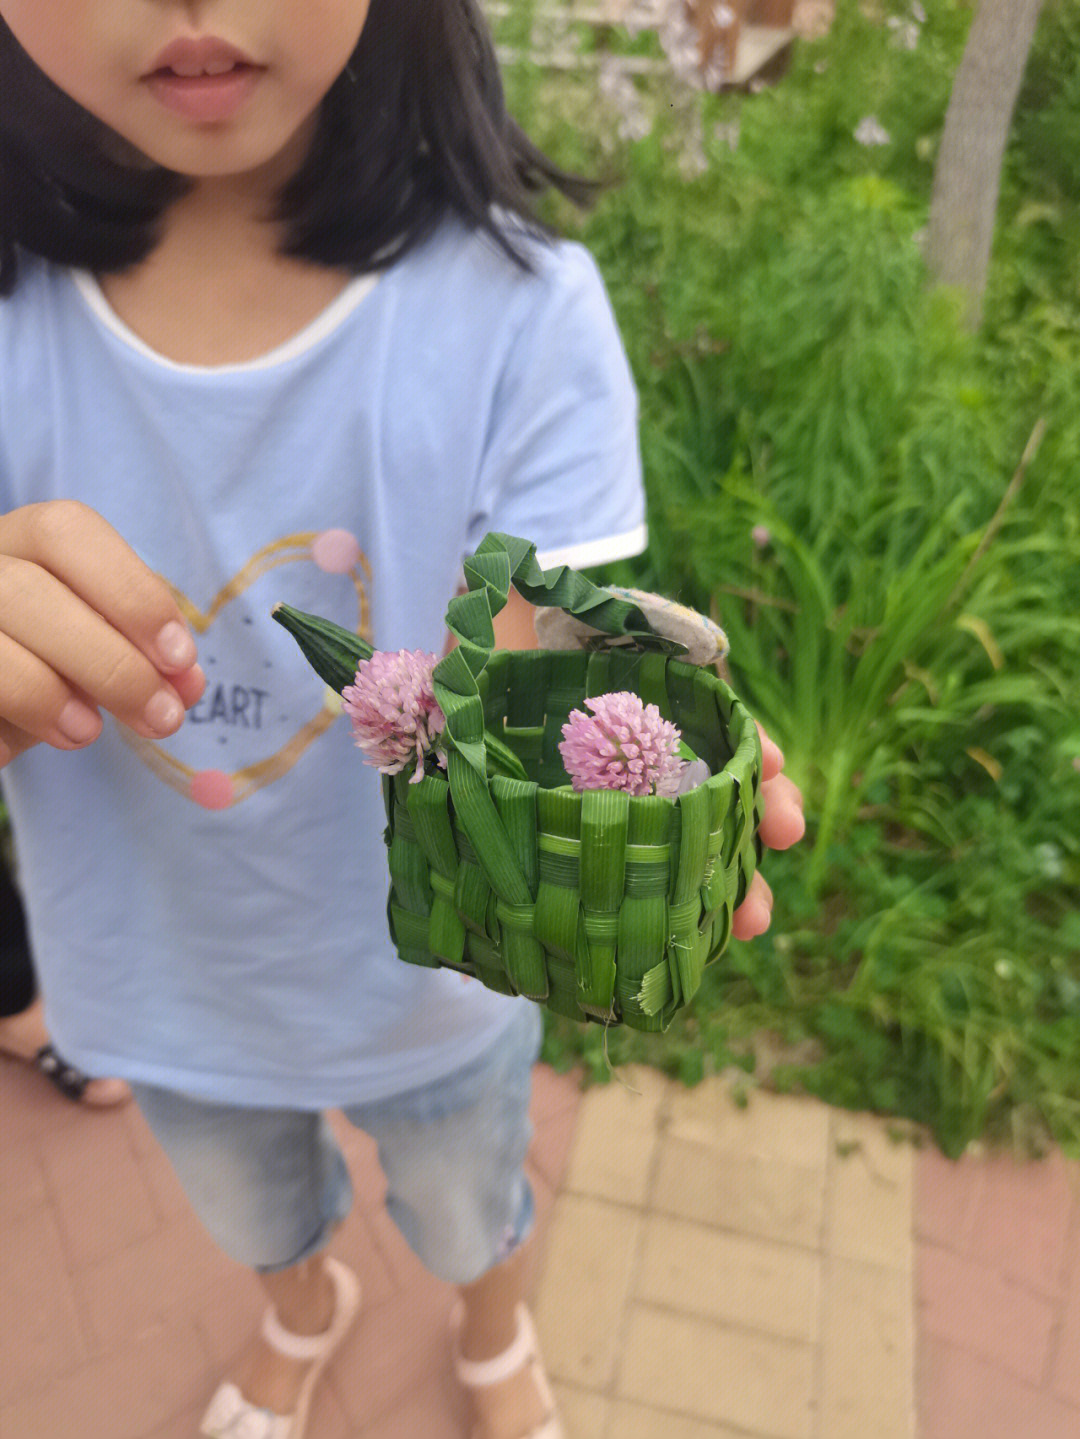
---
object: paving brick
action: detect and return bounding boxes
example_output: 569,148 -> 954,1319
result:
665,1082 -> 830,1172
635,1213 -> 822,1344
356,1373 -> 466,1438
828,1111 -> 915,1272
0,1205 -> 88,1403
916,1243 -> 1055,1384
533,1192 -> 642,1390
563,1066 -> 668,1206
0,1132 -> 48,1227
359,1381 -> 465,1439
185,1264 -> 267,1371
652,1136 -> 824,1250
529,1062 -> 584,1126
0,1058 -> 90,1147
820,1257 -> 913,1439
529,1098 -> 582,1194
331,1279 -> 456,1431
0,1316 -> 211,1439
914,1143 -> 986,1251
919,1339 -> 1080,1439
606,1399 -> 753,1439
37,1105 -> 161,1268
551,1382 -> 609,1438
616,1302 -> 815,1439
72,1213 -> 237,1353
964,1151 -> 1078,1296
1049,1216 -> 1080,1406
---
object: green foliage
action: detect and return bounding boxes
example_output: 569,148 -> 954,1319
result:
528,0 -> 1080,1157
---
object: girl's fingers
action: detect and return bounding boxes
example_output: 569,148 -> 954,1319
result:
732,871 -> 773,940
0,558 -> 188,739
0,716 -> 35,769
172,664 -> 208,709
756,720 -> 784,783
0,628 -> 104,754
759,771 -> 806,850
0,502 -> 199,677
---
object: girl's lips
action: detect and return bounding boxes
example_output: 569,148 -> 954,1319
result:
147,36 -> 256,77
144,64 -> 264,124
143,36 -> 264,124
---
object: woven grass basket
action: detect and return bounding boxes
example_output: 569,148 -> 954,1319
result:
274,533 -> 763,1030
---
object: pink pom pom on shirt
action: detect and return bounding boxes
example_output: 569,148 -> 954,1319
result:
342,650 -> 446,782
559,692 -> 685,797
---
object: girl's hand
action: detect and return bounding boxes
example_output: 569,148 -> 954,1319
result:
731,725 -> 805,941
0,502 -> 205,768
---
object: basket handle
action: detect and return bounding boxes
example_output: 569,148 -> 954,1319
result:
433,532 -> 670,781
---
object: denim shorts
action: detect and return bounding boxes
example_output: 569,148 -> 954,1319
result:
130,1000 -> 544,1285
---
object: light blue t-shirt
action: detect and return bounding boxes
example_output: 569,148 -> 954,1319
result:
0,219 -> 646,1107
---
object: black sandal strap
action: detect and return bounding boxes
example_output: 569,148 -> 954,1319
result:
34,1044 -> 91,1101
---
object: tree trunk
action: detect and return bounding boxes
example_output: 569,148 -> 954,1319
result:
925,0 -> 1045,330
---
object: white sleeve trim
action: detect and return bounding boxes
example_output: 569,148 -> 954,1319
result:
534,523 -> 648,572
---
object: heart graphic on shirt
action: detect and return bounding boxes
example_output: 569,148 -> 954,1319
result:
117,531 -> 371,810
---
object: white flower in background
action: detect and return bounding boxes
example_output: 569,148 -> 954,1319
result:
887,17 -> 920,49
714,3 -> 736,27
622,0 -> 659,38
854,115 -> 891,147
678,109 -> 709,177
1036,843 -> 1065,880
657,8 -> 704,87
814,58 -> 829,74
598,56 -> 653,143
911,1 -> 927,22
715,119 -> 741,151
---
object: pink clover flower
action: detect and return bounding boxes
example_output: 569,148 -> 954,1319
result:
559,692 -> 685,797
342,649 -> 446,782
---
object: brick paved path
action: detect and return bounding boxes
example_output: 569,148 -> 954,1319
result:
5,1046 -> 1080,1437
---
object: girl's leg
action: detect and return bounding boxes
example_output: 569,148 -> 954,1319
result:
237,1254 -> 340,1414
130,1083 -> 353,1416
347,1000 -> 552,1436
457,1242 -> 532,1359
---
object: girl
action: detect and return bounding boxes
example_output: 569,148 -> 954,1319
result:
0,4 -> 804,1437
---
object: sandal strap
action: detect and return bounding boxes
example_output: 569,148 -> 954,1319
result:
260,1309 -> 337,1362
453,1303 -> 540,1389
260,1257 -> 359,1362
34,1044 -> 90,1101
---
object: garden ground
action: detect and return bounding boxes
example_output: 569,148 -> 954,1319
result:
3,1051 -> 1079,1438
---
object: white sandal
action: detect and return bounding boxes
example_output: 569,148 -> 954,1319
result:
451,1301 -> 564,1439
200,1257 -> 361,1439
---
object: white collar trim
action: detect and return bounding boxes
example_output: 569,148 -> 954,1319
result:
69,269 -> 379,375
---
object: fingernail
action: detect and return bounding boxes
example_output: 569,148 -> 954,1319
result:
144,690 -> 185,735
58,699 -> 101,745
156,621 -> 197,670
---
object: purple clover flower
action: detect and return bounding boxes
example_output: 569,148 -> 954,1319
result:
341,649 -> 446,782
559,692 -> 685,798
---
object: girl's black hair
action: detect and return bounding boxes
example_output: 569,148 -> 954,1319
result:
0,0 -> 593,296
